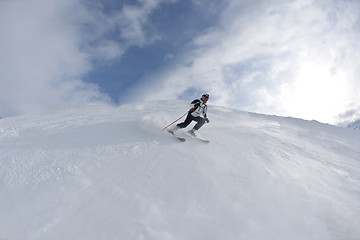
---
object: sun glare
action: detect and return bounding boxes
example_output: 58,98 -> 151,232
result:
283,61 -> 348,123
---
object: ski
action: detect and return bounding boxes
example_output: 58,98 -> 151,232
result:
197,138 -> 210,143
167,130 -> 186,142
187,131 -> 210,143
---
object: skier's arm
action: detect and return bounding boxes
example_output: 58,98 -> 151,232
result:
189,100 -> 200,112
203,106 -> 209,123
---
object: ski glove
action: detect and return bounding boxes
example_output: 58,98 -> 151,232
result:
205,118 -> 210,123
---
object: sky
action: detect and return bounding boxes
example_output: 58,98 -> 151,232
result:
1,0 -> 360,125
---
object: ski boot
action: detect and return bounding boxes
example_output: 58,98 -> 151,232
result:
187,129 -> 197,137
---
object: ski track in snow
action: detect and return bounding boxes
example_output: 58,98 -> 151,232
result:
0,101 -> 359,240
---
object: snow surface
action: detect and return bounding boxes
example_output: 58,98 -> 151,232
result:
1,101 -> 360,240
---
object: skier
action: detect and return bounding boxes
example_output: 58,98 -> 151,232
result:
169,93 -> 210,137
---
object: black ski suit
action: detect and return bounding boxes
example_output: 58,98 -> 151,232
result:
177,98 -> 208,130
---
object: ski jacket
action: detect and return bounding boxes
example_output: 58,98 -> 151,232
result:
189,99 -> 207,119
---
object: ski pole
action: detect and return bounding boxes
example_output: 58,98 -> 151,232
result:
162,112 -> 187,131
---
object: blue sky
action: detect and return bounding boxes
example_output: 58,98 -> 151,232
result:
85,0 -> 222,102
1,0 -> 360,125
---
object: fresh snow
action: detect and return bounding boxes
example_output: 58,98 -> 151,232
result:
1,101 -> 359,240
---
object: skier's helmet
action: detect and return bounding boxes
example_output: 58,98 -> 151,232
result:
202,93 -> 209,99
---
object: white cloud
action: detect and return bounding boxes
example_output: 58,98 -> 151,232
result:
132,0 -> 360,124
0,0 -> 173,116
335,104 -> 360,127
0,0 -> 95,116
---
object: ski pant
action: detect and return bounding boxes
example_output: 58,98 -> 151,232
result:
177,113 -> 205,130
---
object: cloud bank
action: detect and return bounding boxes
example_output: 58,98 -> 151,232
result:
131,0 -> 360,124
0,0 -> 173,116
2,0 -> 359,125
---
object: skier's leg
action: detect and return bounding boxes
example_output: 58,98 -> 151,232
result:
177,113 -> 193,129
192,117 -> 205,130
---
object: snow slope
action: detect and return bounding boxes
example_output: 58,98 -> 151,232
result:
1,101 -> 360,240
